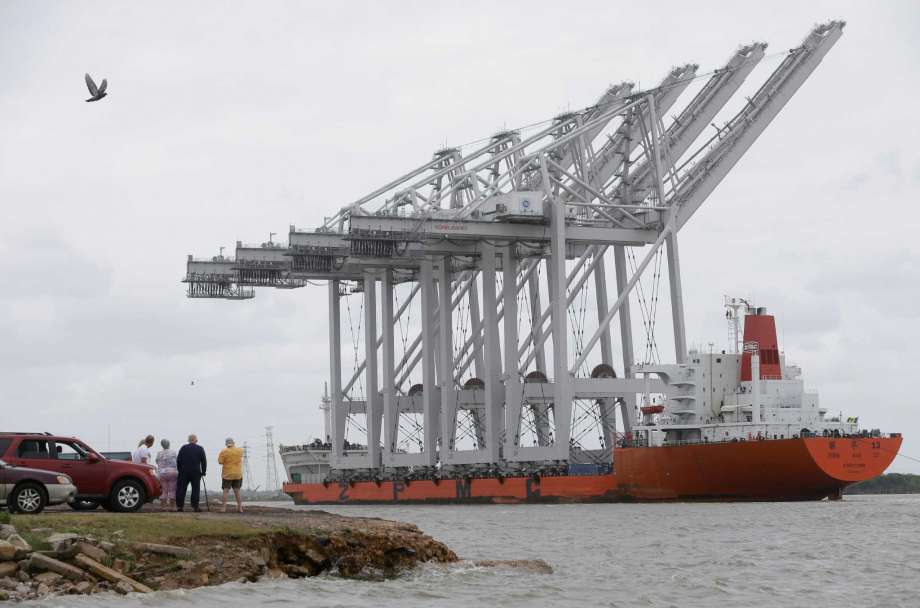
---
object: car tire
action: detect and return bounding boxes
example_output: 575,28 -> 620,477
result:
109,479 -> 146,513
11,482 -> 47,515
68,500 -> 101,511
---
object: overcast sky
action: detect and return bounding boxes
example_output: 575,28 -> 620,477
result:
2,1 -> 918,489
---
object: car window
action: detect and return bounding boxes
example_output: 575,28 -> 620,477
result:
54,442 -> 87,461
0,438 -> 11,457
18,439 -> 52,459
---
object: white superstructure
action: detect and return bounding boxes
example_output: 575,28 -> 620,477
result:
632,301 -> 863,447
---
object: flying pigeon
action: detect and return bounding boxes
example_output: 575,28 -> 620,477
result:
84,73 -> 108,102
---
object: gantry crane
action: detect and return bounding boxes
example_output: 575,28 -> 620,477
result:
184,22 -> 844,479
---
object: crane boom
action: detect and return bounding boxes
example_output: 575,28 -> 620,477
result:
672,21 -> 844,230
615,42 -> 767,204
584,64 -> 698,190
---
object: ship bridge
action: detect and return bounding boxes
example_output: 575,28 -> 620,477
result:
183,22 -> 846,478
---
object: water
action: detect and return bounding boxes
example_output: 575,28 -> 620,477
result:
24,495 -> 920,607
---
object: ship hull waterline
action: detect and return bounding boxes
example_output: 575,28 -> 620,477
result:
283,437 -> 902,505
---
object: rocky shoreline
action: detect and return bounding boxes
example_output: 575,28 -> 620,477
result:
0,507 -> 458,602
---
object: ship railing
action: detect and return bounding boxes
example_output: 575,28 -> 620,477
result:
619,429 -> 891,449
279,442 -> 368,453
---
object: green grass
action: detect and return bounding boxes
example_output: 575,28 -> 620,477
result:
10,513 -> 275,543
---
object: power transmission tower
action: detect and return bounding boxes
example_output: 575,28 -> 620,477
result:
242,441 -> 255,491
264,426 -> 280,492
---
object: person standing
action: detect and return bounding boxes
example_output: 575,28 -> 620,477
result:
217,437 -> 244,513
176,434 -> 207,512
132,435 -> 155,465
156,439 -> 178,508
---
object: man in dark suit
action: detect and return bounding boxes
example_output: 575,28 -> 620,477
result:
176,434 -> 207,512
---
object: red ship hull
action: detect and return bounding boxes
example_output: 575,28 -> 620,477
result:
283,436 -> 902,504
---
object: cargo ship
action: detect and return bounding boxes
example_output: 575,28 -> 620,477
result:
280,301 -> 902,504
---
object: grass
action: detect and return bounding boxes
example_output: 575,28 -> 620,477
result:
10,513 -> 276,544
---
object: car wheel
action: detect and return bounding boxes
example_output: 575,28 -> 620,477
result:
11,482 -> 47,515
68,500 -> 101,511
110,479 -> 146,513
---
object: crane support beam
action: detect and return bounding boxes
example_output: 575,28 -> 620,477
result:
347,215 -> 657,245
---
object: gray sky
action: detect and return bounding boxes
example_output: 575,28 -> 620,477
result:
2,1 -> 919,489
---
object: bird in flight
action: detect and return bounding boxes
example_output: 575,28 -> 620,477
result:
84,73 -> 108,102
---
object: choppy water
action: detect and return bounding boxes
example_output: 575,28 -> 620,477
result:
24,495 -> 920,607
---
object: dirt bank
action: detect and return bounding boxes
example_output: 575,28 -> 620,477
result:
0,506 -> 457,602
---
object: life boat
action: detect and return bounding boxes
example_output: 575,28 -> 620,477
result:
640,404 -> 665,415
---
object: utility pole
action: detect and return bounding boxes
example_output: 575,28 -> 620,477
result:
242,441 -> 255,491
264,426 -> 280,492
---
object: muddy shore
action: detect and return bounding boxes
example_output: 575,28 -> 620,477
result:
0,505 -> 458,602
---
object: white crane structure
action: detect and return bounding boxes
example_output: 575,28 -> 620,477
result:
184,22 -> 844,480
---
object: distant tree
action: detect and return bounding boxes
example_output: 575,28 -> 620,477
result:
845,473 -> 920,494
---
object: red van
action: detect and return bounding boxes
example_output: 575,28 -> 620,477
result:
0,433 -> 161,512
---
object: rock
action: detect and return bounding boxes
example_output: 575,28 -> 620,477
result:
97,541 -> 116,553
111,530 -> 125,538
112,559 -> 130,573
33,571 -> 63,585
264,568 -> 286,579
74,542 -> 107,562
0,562 -> 16,578
115,581 -> 134,595
73,554 -> 152,593
36,582 -> 50,596
16,569 -> 29,582
28,553 -> 88,582
280,564 -> 314,578
0,590 -> 7,601
0,525 -> 16,541
6,534 -> 32,559
302,548 -> 330,569
46,532 -> 80,544
386,546 -> 417,558
29,528 -> 52,535
132,542 -> 192,558
46,533 -> 80,554
0,541 -> 17,561
0,576 -> 17,590
74,581 -> 93,594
